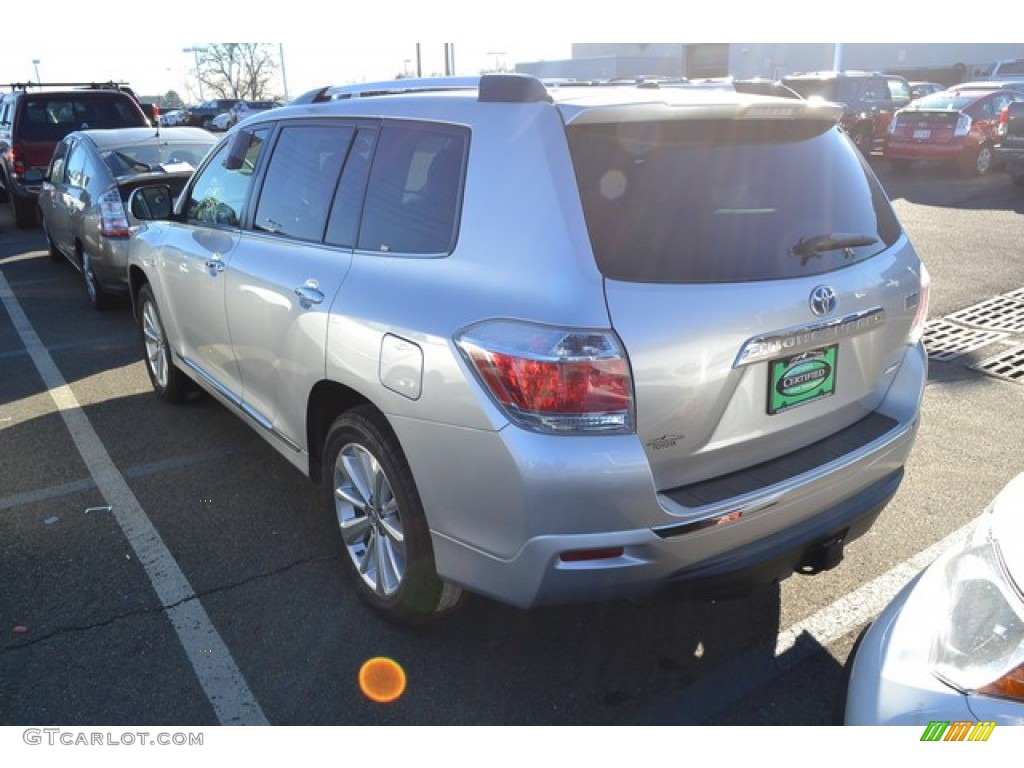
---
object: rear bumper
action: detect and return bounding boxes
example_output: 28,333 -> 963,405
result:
884,139 -> 972,162
421,342 -> 926,609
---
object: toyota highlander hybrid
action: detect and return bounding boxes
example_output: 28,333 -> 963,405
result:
125,74 -> 930,625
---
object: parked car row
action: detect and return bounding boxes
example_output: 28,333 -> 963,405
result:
0,82 -> 153,227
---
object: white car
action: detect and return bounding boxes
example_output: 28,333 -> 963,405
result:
159,109 -> 185,127
845,472 -> 1024,725
208,111 -> 233,131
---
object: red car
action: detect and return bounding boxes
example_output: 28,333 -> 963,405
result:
884,86 -> 1024,175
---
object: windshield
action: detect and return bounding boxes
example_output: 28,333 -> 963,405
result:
568,118 -> 901,283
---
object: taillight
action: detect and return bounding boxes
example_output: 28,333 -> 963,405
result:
456,321 -> 634,435
954,113 -> 972,137
99,187 -> 130,237
909,262 -> 931,345
998,105 -> 1009,137
11,146 -> 25,178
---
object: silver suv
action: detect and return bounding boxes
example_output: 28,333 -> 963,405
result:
127,74 -> 930,625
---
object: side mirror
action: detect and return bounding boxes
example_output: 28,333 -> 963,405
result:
129,185 -> 174,221
223,129 -> 254,170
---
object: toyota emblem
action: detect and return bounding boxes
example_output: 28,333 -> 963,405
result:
809,286 -> 838,316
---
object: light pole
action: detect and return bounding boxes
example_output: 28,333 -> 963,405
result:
32,59 -> 41,85
278,44 -> 289,101
182,46 -> 205,100
486,51 -> 505,73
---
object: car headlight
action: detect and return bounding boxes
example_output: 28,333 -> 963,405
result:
930,509 -> 1024,701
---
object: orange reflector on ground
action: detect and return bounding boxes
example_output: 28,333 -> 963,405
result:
358,657 -> 407,703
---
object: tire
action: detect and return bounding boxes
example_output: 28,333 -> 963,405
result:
12,195 -> 38,229
961,143 -> 994,176
137,283 -> 192,403
42,220 -> 63,263
82,251 -> 113,311
323,406 -> 462,626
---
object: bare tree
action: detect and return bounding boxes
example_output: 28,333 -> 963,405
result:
198,44 -> 278,100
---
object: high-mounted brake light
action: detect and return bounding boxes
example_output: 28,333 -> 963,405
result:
456,321 -> 634,435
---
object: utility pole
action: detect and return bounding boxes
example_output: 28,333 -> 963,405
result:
183,46 -> 205,100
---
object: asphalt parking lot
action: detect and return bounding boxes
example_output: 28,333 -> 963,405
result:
2,160 -> 1024,727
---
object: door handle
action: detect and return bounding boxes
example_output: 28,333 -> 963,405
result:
294,279 -> 324,307
206,254 -> 225,274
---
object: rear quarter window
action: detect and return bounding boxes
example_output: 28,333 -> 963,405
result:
357,123 -> 467,255
568,118 -> 902,283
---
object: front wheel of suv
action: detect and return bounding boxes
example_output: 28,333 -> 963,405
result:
323,406 -> 463,626
137,283 -> 192,403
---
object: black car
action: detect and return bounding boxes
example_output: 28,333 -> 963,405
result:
181,99 -> 242,129
996,100 -> 1024,186
781,70 -> 913,156
0,82 -> 150,228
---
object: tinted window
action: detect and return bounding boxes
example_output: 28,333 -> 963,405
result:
569,118 -> 901,283
253,124 -> 354,242
357,124 -> 466,254
187,129 -> 269,226
19,96 -> 145,140
325,128 -> 376,248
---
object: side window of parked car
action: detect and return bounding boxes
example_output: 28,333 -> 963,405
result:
254,123 -> 355,242
356,123 -> 466,254
65,143 -> 89,188
325,127 -> 377,248
187,128 -> 269,226
49,139 -> 71,183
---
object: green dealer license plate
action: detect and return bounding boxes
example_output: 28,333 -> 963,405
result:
768,345 -> 837,415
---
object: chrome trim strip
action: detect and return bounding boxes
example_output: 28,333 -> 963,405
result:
734,306 -> 886,368
179,356 -> 302,452
652,414 -> 916,537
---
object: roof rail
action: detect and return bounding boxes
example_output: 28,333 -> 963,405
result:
7,80 -> 133,92
288,74 -> 552,105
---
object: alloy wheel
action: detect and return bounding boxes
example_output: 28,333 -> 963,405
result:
333,443 -> 406,597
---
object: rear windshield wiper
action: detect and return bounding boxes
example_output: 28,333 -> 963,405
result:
790,233 -> 879,264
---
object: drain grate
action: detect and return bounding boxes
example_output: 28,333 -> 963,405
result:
971,345 -> 1024,383
923,320 -> 1009,361
946,294 -> 1024,333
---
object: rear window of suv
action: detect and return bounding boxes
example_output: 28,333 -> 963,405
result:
568,117 -> 901,283
19,95 -> 146,140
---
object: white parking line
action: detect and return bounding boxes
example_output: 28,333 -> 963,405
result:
0,272 -> 268,726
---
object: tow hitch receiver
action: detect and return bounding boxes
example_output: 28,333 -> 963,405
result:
797,534 -> 846,575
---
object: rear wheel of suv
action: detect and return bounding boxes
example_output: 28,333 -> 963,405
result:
137,283 -> 192,403
323,406 -> 463,626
